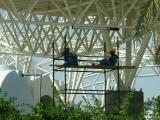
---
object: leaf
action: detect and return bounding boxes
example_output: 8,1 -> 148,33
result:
134,0 -> 155,38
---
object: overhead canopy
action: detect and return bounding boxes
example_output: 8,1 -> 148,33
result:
0,0 -> 144,18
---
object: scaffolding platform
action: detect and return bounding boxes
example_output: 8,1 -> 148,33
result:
52,64 -> 136,70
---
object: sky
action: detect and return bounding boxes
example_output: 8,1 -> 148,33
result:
135,76 -> 160,101
134,66 -> 160,101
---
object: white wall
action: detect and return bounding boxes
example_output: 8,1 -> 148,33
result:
0,65 -> 33,114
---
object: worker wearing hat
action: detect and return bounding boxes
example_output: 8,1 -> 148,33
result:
99,48 -> 118,66
108,48 -> 119,65
109,48 -> 116,54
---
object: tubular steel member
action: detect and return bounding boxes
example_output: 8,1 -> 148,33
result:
52,42 -> 55,107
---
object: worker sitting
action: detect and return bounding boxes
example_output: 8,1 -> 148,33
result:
100,58 -> 110,65
108,48 -> 119,65
62,48 -> 78,65
100,48 -> 119,66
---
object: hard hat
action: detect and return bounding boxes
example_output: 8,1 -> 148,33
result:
109,48 -> 116,53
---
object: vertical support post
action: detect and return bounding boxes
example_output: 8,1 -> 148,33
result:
125,33 -> 151,88
104,71 -> 107,113
52,42 -> 55,106
117,37 -> 121,111
103,41 -> 107,113
40,74 -> 42,102
64,62 -> 67,104
64,27 -> 69,104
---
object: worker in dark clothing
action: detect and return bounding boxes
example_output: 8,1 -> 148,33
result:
99,58 -> 110,65
99,48 -> 118,66
62,48 -> 70,56
108,48 -> 119,65
62,48 -> 78,65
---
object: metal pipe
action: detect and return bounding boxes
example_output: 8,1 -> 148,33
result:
52,42 -> 55,107
59,92 -> 105,95
60,89 -> 105,92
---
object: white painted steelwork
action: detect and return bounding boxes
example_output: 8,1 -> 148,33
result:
0,0 -> 159,104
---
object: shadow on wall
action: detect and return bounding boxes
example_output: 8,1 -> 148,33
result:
40,95 -> 53,107
31,75 -> 53,105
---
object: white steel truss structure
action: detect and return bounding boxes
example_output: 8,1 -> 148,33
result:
0,0 -> 160,103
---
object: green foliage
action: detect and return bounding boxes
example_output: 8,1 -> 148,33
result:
105,92 -> 144,120
154,44 -> 160,65
0,92 -> 21,120
145,96 -> 160,120
134,0 -> 156,38
1,89 -> 160,120
82,96 -> 106,120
